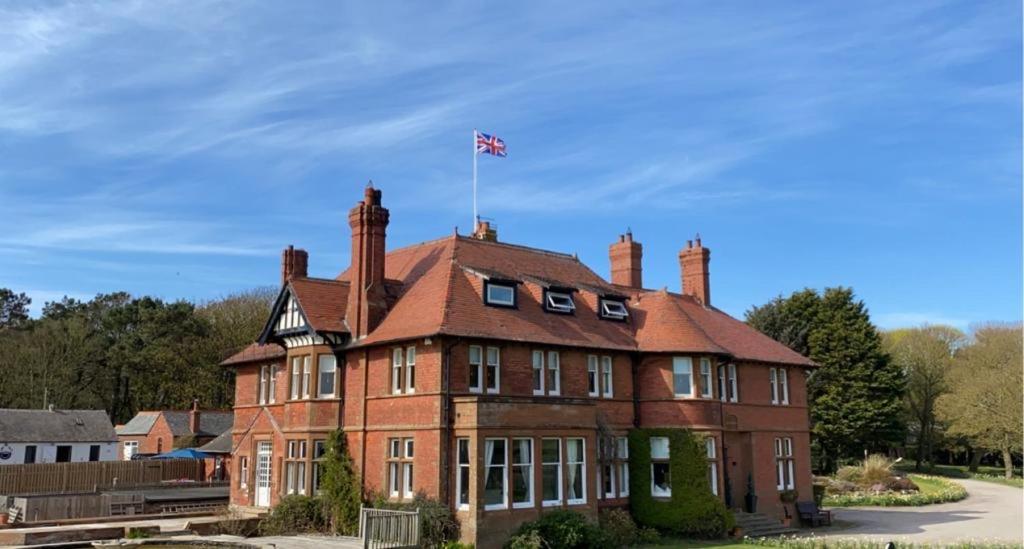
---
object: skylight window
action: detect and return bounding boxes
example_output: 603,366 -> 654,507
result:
485,281 -> 516,307
544,291 -> 576,314
600,299 -> 629,320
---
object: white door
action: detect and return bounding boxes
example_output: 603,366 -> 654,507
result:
255,441 -> 272,507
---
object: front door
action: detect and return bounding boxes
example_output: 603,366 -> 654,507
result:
255,441 -> 272,507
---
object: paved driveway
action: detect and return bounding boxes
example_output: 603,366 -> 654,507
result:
819,478 -> 1023,543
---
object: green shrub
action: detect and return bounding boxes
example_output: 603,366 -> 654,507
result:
506,510 -> 610,549
636,526 -> 661,545
319,430 -> 363,535
370,492 -> 459,548
599,508 -> 638,547
259,494 -> 328,535
627,429 -> 734,538
441,542 -> 474,549
811,483 -> 826,506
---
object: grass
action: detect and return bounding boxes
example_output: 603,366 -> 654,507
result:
645,539 -> 1023,548
638,538 -> 750,548
823,474 -> 967,507
893,461 -> 1023,489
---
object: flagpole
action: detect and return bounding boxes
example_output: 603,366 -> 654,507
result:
472,129 -> 478,233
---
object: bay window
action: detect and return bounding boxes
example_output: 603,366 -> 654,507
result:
700,358 -> 713,398
672,357 -> 693,397
484,438 -> 508,510
317,355 -> 336,398
512,438 -> 534,508
566,438 -> 586,505
706,437 -> 718,496
541,438 -> 562,506
456,438 -> 471,510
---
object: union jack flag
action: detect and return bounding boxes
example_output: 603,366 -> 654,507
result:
475,131 -> 507,157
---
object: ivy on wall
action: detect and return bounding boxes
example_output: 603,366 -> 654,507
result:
628,428 -> 735,538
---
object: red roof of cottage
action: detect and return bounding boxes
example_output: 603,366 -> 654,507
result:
225,234 -> 813,367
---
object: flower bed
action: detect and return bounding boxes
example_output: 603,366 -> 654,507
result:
746,535 -> 1021,548
823,475 -> 967,507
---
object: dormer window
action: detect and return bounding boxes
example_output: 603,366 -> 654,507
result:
544,290 -> 575,314
484,281 -> 516,307
599,299 -> 629,320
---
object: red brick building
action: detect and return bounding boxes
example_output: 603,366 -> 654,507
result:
222,185 -> 815,546
116,402 -> 233,460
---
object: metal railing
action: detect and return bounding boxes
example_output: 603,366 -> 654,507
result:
359,506 -> 420,549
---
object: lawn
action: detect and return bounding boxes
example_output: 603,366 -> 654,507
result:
894,460 -> 1023,488
639,539 -> 750,548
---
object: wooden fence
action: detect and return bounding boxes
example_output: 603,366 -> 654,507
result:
0,459 -> 204,496
359,506 -> 420,549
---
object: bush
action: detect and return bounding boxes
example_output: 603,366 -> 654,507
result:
599,508 -> 638,547
636,526 -> 661,545
886,476 -> 919,492
506,510 -> 610,549
834,466 -> 862,484
627,429 -> 734,538
371,492 -> 459,548
825,479 -> 858,495
259,495 -> 328,535
859,454 -> 894,487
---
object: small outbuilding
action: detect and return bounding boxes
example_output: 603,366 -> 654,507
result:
0,408 -> 118,465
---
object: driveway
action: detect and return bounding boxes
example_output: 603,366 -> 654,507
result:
818,478 -> 1023,543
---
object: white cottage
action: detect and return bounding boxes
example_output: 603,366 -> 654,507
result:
0,408 -> 118,465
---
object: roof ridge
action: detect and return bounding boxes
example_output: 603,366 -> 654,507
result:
455,234 -> 576,260
665,292 -> 729,354
295,276 -> 350,285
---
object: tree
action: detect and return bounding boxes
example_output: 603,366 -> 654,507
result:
0,288 -> 31,328
939,323 -> 1023,479
319,430 -> 363,535
747,287 -> 906,472
883,326 -> 964,470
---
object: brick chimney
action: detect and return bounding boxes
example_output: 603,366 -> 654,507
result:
609,231 -> 643,288
281,245 -> 308,285
346,184 -> 390,339
679,235 -> 711,305
472,220 -> 498,242
189,399 -> 200,434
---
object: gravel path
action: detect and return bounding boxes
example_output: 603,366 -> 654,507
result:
819,478 -> 1023,543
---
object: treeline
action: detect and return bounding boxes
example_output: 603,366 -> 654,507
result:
747,287 -> 1022,478
0,287 -> 274,424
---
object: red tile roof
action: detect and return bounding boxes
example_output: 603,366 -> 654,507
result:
231,234 -> 814,368
221,342 -> 285,366
289,277 -> 349,333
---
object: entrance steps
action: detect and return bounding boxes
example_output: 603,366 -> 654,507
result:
734,511 -> 799,538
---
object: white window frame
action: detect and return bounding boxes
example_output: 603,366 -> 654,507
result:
290,357 -> 301,400
485,283 -> 515,307
566,438 -> 586,505
392,348 -> 404,395
717,365 -> 727,402
533,351 -> 546,396
258,365 -> 268,405
599,299 -> 629,320
486,347 -> 501,394
780,368 -> 789,405
672,357 -> 694,397
402,439 -> 415,499
617,437 -> 629,497
770,367 -> 779,404
239,455 -> 249,488
587,355 -> 599,397
728,363 -> 739,402
547,351 -> 560,396
317,355 -> 337,398
268,365 -> 277,403
469,346 -> 483,393
775,437 -> 796,491
484,438 -> 508,510
456,438 -> 471,510
388,439 -> 401,497
700,358 -> 713,398
650,436 -> 671,498
601,356 -> 614,398
706,437 -> 718,496
405,346 -> 416,394
541,438 -> 563,507
545,290 -> 576,313
301,356 -> 311,398
511,438 -> 534,509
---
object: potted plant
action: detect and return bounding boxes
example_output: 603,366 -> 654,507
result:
780,489 -> 798,503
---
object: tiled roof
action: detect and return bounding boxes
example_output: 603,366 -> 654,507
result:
289,277 -> 349,333
198,430 -> 232,454
0,409 -> 116,443
117,410 -> 234,438
116,412 -> 159,435
220,342 -> 285,366
230,234 -> 813,367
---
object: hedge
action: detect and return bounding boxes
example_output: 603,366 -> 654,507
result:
627,428 -> 734,538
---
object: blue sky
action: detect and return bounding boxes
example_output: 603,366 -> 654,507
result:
0,1 -> 1020,330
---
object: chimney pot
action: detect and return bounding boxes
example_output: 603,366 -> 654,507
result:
473,220 -> 498,242
281,246 -> 309,284
347,185 -> 390,339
